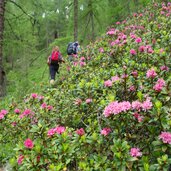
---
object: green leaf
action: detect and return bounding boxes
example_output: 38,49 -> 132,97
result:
152,141 -> 162,146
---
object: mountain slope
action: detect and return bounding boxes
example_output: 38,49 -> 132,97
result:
0,2 -> 171,170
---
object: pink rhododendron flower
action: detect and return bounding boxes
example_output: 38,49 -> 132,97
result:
80,57 -> 86,61
80,61 -> 86,67
132,101 -> 142,110
133,13 -> 138,17
76,128 -> 85,136
47,105 -> 53,111
166,13 -> 170,17
14,108 -> 20,114
121,74 -> 128,79
135,37 -> 142,43
11,122 -> 17,127
133,113 -> 144,122
74,98 -> 82,105
160,65 -> 169,71
116,21 -> 121,25
138,46 -> 146,52
73,61 -> 79,66
130,33 -> 137,39
147,48 -> 154,54
130,49 -> 136,55
99,48 -> 104,53
141,98 -> 153,111
47,128 -> 56,137
122,20 -> 126,24
48,126 -> 66,137
86,98 -> 92,104
161,11 -> 165,15
23,109 -> 32,115
146,68 -> 157,78
101,128 -> 111,136
0,114 -> 4,120
104,80 -> 113,87
24,138 -> 34,149
0,109 -> 8,115
137,116 -> 144,122
130,148 -> 142,157
129,85 -> 135,91
0,110 -> 8,119
103,101 -> 131,117
115,39 -> 120,44
18,155 -> 24,165
111,75 -> 120,82
38,95 -> 44,101
55,126 -> 66,134
159,132 -> 171,144
41,102 -> 47,109
111,41 -> 115,46
106,28 -> 115,35
153,78 -> 165,92
31,93 -> 38,99
131,70 -> 138,77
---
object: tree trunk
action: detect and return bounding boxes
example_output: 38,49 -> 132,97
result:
0,0 -> 6,97
91,12 -> 95,42
133,0 -> 139,11
74,0 -> 78,41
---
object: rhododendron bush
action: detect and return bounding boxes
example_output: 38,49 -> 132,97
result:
0,2 -> 171,170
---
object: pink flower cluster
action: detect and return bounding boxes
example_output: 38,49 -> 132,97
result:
130,148 -> 142,157
104,80 -> 113,87
47,126 -> 66,137
104,98 -> 153,117
18,155 -> 24,165
130,49 -> 136,55
74,98 -> 82,105
159,132 -> 171,144
86,98 -> 92,104
111,75 -> 120,82
101,128 -> 111,136
41,103 -> 53,111
132,98 -> 153,111
99,47 -> 104,53
133,113 -> 144,122
146,68 -> 157,78
24,138 -> 34,149
76,128 -> 85,136
153,78 -> 165,92
103,101 -> 131,117
31,93 -> 44,100
135,37 -> 142,43
0,109 -> 8,120
104,75 -> 120,87
19,109 -> 34,119
161,2 -> 171,16
106,28 -> 118,35
160,65 -> 169,71
131,70 -> 138,77
14,108 -> 20,114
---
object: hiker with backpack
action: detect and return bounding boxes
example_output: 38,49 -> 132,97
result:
67,41 -> 81,62
47,46 -> 65,85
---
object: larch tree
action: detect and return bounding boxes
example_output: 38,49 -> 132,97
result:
0,0 -> 6,97
74,0 -> 78,41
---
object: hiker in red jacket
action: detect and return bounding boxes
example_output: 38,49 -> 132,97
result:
47,46 -> 65,85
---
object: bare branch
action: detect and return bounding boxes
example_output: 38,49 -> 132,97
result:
7,0 -> 34,24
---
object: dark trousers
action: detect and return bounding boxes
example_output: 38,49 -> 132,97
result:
49,63 -> 59,80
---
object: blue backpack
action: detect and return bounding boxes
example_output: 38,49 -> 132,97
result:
67,42 -> 77,55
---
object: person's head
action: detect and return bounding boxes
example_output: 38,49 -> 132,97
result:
52,46 -> 59,52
